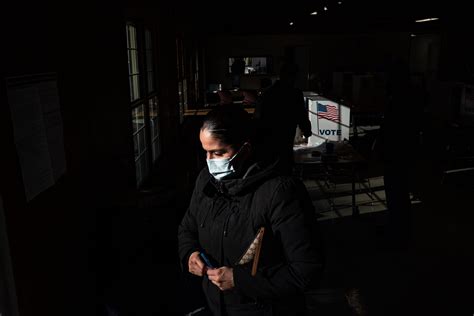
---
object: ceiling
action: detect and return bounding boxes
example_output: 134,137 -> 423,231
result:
177,0 -> 466,35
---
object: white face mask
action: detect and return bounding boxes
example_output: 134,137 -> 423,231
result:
206,146 -> 243,180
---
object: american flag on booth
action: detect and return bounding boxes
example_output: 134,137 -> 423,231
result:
317,102 -> 340,122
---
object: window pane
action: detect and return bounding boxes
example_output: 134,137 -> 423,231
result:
134,134 -> 139,159
137,75 -> 141,99
127,51 -> 132,75
148,98 -> 153,118
132,77 -> 137,101
138,129 -> 146,154
150,117 -> 158,139
132,75 -> 140,100
149,117 -> 155,139
130,78 -> 135,102
132,107 -> 138,132
129,25 -> 137,49
132,104 -> 145,132
128,77 -> 134,102
149,97 -> 157,119
131,50 -> 139,75
131,77 -> 137,101
126,25 -> 131,49
133,104 -> 145,131
148,97 -> 158,138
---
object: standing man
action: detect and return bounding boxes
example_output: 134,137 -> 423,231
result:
254,62 -> 312,174
231,58 -> 246,89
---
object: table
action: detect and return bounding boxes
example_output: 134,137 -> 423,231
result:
294,143 -> 366,217
183,106 -> 254,116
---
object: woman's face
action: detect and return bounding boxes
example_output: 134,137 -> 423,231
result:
199,128 -> 238,160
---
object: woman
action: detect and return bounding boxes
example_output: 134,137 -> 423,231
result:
178,105 -> 323,316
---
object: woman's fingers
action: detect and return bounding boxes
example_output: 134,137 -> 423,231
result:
207,267 -> 234,291
188,251 -> 205,276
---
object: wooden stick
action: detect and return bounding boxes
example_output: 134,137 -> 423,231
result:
251,227 -> 265,277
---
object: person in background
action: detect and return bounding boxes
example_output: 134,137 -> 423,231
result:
178,105 -> 324,316
254,62 -> 312,175
231,58 -> 246,89
380,57 -> 421,248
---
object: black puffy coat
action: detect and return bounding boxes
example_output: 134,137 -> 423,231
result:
178,161 -> 324,316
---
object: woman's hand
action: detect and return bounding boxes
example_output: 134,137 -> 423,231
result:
188,251 -> 206,277
207,267 -> 234,291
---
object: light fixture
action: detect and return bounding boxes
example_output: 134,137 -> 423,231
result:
310,11 -> 318,15
338,1 -> 342,4
411,34 -> 416,37
324,6 -> 328,11
289,22 -> 294,26
415,17 -> 439,23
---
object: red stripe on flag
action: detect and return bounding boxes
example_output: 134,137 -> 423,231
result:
318,105 -> 340,122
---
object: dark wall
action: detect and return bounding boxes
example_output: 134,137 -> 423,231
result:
203,32 -> 411,91
0,3 -> 179,315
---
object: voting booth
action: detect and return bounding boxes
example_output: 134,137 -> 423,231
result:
303,92 -> 351,147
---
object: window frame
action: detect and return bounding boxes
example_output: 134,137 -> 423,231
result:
126,21 -> 160,187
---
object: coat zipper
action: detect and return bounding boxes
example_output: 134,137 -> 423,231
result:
223,199 -> 239,237
223,212 -> 232,237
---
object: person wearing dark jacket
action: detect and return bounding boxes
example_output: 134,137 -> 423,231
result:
231,58 -> 246,88
178,105 -> 323,316
254,62 -> 312,175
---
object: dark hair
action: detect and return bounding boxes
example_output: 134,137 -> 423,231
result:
201,105 -> 253,147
